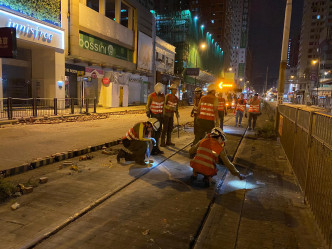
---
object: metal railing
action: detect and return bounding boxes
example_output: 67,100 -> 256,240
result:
278,104 -> 332,247
0,98 -> 97,120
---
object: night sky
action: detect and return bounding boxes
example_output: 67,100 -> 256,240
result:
248,0 -> 304,92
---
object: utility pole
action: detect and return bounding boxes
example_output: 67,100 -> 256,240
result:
275,0 -> 292,132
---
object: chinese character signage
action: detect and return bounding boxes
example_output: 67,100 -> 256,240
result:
186,68 -> 200,76
0,27 -> 16,58
240,0 -> 249,48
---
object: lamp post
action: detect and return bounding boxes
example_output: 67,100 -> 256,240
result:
311,59 -> 320,105
195,43 -> 206,86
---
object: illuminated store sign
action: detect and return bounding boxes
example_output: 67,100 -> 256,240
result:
0,9 -> 64,50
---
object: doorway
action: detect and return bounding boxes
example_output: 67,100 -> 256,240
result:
119,86 -> 123,107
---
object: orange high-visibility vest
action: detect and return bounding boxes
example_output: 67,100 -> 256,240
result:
236,99 -> 247,112
248,99 -> 260,113
149,92 -> 164,114
218,97 -> 226,111
165,94 -> 178,113
124,123 -> 140,140
190,137 -> 224,176
199,95 -> 216,121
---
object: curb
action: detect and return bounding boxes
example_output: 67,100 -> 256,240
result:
0,139 -> 122,178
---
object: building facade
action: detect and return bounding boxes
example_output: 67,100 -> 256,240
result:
63,0 -> 154,107
0,1 -> 65,103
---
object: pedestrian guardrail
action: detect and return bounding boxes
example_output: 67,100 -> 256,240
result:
0,97 -> 97,120
278,104 -> 332,247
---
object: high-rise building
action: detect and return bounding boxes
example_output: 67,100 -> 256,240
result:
297,0 -> 327,99
224,0 -> 249,88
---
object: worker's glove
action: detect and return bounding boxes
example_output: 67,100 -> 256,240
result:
150,138 -> 156,146
190,111 -> 194,117
146,111 -> 151,118
245,113 -> 248,118
258,112 -> 262,116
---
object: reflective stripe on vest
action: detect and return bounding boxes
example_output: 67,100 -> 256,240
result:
150,92 -> 164,114
199,95 -> 215,121
218,97 -> 225,111
165,94 -> 178,113
125,127 -> 139,140
248,100 -> 260,113
190,138 -> 224,176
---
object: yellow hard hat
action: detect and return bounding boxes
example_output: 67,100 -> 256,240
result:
207,83 -> 216,92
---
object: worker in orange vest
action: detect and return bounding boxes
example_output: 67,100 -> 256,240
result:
217,92 -> 227,130
160,83 -> 179,147
235,93 -> 247,127
189,127 -> 245,187
248,93 -> 261,130
192,83 -> 219,145
117,118 -> 160,165
191,87 -> 203,139
146,82 -> 165,155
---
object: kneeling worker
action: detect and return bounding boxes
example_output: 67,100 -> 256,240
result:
117,118 -> 160,165
189,127 -> 245,187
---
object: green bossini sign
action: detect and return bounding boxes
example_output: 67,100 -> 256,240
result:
79,31 -> 133,62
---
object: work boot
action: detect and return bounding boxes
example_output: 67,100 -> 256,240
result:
160,142 -> 166,147
156,148 -> 164,154
135,160 -> 146,166
117,149 -> 126,162
203,176 -> 211,187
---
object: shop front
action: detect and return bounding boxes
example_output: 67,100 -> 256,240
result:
0,8 -> 65,100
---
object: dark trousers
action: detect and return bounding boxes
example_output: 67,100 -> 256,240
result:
235,110 -> 244,125
248,113 -> 259,129
218,111 -> 225,130
150,113 -> 163,150
161,115 -> 174,143
123,139 -> 150,162
193,118 -> 215,145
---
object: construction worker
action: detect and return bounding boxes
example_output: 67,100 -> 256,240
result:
117,118 -> 160,165
192,83 -> 219,145
248,93 -> 261,130
191,87 -> 203,138
217,92 -> 227,130
235,93 -> 247,127
160,83 -> 179,147
189,127 -> 245,187
146,82 -> 164,155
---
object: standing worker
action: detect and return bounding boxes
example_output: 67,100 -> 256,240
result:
217,92 -> 227,130
235,93 -> 247,127
189,127 -> 245,187
192,83 -> 219,145
117,118 -> 160,165
248,93 -> 261,130
160,83 -> 179,147
191,87 -> 203,140
146,82 -> 165,155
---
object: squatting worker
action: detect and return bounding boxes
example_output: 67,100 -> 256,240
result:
235,93 -> 247,127
189,127 -> 245,187
191,87 -> 203,142
217,91 -> 227,130
146,82 -> 165,155
117,118 -> 160,165
248,93 -> 261,130
192,83 -> 219,145
160,83 -> 179,147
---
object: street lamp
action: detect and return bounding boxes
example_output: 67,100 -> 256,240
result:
195,42 -> 207,86
311,58 -> 320,105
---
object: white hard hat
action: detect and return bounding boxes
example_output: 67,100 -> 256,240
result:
210,127 -> 227,141
170,83 -> 177,90
194,87 -> 203,92
207,83 -> 216,92
154,82 -> 163,94
148,118 -> 160,131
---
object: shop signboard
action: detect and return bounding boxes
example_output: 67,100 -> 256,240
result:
0,27 -> 16,58
0,9 -> 64,51
79,31 -> 133,62
186,68 -> 200,76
